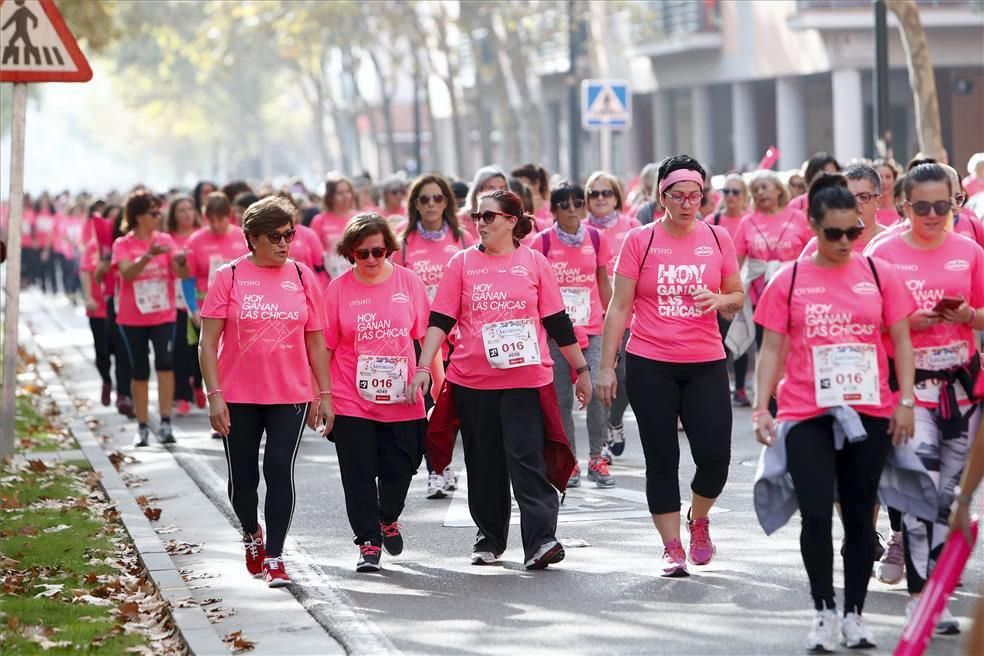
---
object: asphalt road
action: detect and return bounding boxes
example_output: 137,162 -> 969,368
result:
23,291 -> 982,655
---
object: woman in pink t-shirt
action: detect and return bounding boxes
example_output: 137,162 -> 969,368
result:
531,182 -> 614,489
788,152 -> 842,213
167,195 -> 202,417
79,235 -> 113,406
754,174 -> 916,651
799,164 -> 890,260
863,162 -> 984,633
323,214 -> 439,573
597,156 -> 743,578
409,189 -> 591,571
873,158 -> 902,226
310,174 -> 358,280
511,163 -> 553,229
584,171 -> 641,460
112,191 -> 189,448
391,174 -> 471,499
199,196 -> 332,588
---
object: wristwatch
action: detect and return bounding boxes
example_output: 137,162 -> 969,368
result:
575,364 -> 590,375
899,398 -> 915,409
954,485 -> 973,506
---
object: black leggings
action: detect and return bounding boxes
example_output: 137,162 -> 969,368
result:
786,414 -> 891,613
88,317 -> 112,385
333,415 -> 424,545
173,310 -> 201,402
105,299 -> 132,397
626,353 -> 732,514
222,402 -> 309,558
118,323 -> 175,381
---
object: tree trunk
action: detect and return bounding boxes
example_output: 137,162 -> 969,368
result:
479,9 -> 521,165
369,49 -> 399,174
498,20 -> 544,162
313,76 -> 332,175
888,0 -> 945,160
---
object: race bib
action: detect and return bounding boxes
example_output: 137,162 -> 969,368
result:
324,252 -> 350,279
913,342 -> 969,404
174,279 -> 187,311
482,318 -> 541,369
560,287 -> 591,326
425,285 -> 438,304
356,355 -> 408,404
208,255 -> 226,285
133,278 -> 170,315
812,343 -> 880,408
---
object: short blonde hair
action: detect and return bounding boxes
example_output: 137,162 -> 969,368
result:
585,171 -> 624,212
749,170 -> 790,210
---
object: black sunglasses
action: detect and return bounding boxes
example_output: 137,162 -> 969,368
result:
821,225 -> 864,242
417,193 -> 445,206
353,246 -> 387,260
555,199 -> 585,210
265,228 -> 296,244
471,210 -> 513,224
721,188 -> 742,196
587,189 -> 615,199
906,200 -> 952,217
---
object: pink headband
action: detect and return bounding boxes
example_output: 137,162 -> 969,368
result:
658,169 -> 705,195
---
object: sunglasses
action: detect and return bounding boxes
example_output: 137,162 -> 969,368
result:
417,193 -> 445,206
954,192 -> 967,207
821,225 -> 864,242
587,189 -> 615,200
471,210 -> 513,224
906,200 -> 952,217
555,199 -> 585,210
853,192 -> 880,205
721,189 -> 743,196
265,228 -> 296,244
663,191 -> 704,206
387,188 -> 407,195
353,246 -> 387,260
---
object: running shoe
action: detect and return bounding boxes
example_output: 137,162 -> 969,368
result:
262,557 -> 291,587
841,611 -> 875,649
904,599 -> 960,636
686,511 -> 715,565
587,456 -> 615,488
732,388 -> 751,407
599,443 -> 613,465
175,400 -> 191,416
442,465 -> 458,492
524,540 -> 565,570
426,472 -> 447,499
157,421 -> 176,445
806,608 -> 839,653
607,423 -> 626,456
117,395 -> 135,419
568,464 -> 581,488
243,526 -> 265,577
471,551 -> 499,565
132,426 -> 150,448
877,533 -> 904,584
356,542 -> 382,572
101,383 -> 112,407
660,538 -> 689,577
193,386 -> 207,409
380,521 -> 403,556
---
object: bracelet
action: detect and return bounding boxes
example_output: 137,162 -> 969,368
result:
318,390 -> 333,396
954,486 -> 973,505
575,364 -> 590,375
751,410 -> 770,421
415,366 -> 432,378
206,389 -> 222,398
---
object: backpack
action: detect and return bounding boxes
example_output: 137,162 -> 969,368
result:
638,221 -> 722,273
538,226 -> 601,264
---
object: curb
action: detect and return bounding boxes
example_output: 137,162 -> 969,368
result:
33,355 -> 229,656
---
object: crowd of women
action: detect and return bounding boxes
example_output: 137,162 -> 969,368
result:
7,150 -> 984,654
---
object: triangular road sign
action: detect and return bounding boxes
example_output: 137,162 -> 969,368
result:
0,0 -> 92,82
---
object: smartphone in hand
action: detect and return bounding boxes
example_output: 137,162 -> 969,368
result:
932,297 -> 963,314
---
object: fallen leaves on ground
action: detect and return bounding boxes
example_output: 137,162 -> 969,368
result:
223,630 -> 257,653
164,540 -> 203,555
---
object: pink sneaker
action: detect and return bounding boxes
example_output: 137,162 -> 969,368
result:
661,538 -> 689,577
175,400 -> 191,416
687,511 -> 715,565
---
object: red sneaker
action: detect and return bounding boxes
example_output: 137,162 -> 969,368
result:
175,400 -> 191,416
194,386 -> 207,409
262,557 -> 291,588
101,383 -> 112,407
243,526 -> 266,577
687,510 -> 715,565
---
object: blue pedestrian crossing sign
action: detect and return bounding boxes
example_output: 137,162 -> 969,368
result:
581,79 -> 631,130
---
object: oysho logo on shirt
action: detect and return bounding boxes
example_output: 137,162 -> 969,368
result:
510,265 -> 529,277
944,259 -> 970,272
391,292 -> 410,303
852,282 -> 879,296
467,268 -> 489,275
794,286 -> 826,296
238,279 -> 261,286
893,263 -> 918,271
349,298 -> 371,307
280,280 -> 300,292
649,247 -> 673,255
693,246 -> 713,257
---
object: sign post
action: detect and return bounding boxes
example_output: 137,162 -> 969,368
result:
581,79 -> 631,174
0,0 -> 92,461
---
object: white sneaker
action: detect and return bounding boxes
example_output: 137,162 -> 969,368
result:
426,472 -> 447,499
442,465 -> 458,492
876,531 -> 905,585
841,612 -> 875,649
470,551 -> 498,565
806,608 -> 839,653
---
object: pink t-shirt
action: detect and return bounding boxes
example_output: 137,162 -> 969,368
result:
615,221 -> 739,364
534,204 -> 553,230
79,238 -> 107,319
111,231 -> 178,327
20,209 -> 36,248
876,208 -> 901,227
458,209 -> 479,242
289,223 -> 325,283
390,228 -> 472,303
54,214 -> 84,257
789,193 -> 808,212
322,265 -> 429,422
954,209 -> 984,248
864,231 -> 984,407
733,207 -> 812,262
309,211 -> 353,279
963,176 -> 984,199
590,214 -> 639,276
707,212 -> 743,241
754,255 -> 914,422
185,225 -> 248,296
34,212 -> 57,249
430,245 -> 565,390
530,225 -> 611,344
200,257 -> 324,405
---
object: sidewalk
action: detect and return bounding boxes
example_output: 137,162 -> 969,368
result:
23,298 -> 348,655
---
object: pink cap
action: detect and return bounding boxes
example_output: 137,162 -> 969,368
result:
658,169 -> 705,195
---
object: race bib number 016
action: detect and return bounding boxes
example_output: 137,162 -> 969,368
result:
356,355 -> 408,404
812,343 -> 880,408
560,287 -> 590,326
482,318 -> 541,369
134,278 -> 170,315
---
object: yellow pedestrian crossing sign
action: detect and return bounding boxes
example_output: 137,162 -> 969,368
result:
582,79 -> 631,130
